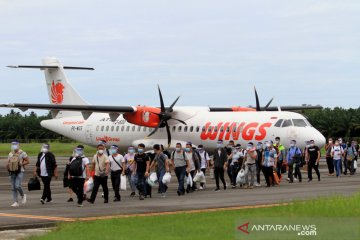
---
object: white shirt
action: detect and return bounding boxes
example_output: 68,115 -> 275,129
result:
331,146 -> 344,160
198,151 -> 210,169
109,154 -> 124,172
186,152 -> 195,171
232,151 -> 243,164
40,153 -> 48,177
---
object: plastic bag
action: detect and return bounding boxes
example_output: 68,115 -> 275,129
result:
120,174 -> 127,191
147,178 -> 156,187
162,172 -> 172,185
354,160 -> 358,169
149,172 -> 158,183
186,173 -> 193,187
236,169 -> 246,184
84,177 -> 94,193
193,171 -> 205,183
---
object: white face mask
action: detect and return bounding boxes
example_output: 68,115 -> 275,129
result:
290,143 -> 295,147
266,143 -> 271,148
310,144 -> 314,147
11,145 -> 19,151
41,147 -> 48,153
98,149 -> 104,155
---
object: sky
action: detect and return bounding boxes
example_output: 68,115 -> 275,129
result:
0,0 -> 359,116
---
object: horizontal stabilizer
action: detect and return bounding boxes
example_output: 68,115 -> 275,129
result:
7,65 -> 94,70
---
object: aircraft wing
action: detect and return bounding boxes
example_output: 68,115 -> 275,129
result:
209,105 -> 323,112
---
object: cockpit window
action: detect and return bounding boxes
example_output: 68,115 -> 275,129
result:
304,119 -> 313,127
281,119 -> 293,127
274,119 -> 283,127
292,119 -> 307,127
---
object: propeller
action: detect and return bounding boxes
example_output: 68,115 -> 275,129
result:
254,87 -> 274,111
147,85 -> 186,147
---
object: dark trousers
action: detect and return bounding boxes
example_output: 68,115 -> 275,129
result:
214,167 -> 226,189
256,160 -> 261,184
288,163 -> 294,182
294,164 -> 302,182
347,160 -> 355,174
326,156 -> 334,174
111,171 -> 121,200
276,161 -> 282,178
186,170 -> 197,192
175,166 -> 186,194
227,159 -> 232,183
90,176 -> 109,202
200,168 -> 206,187
136,172 -> 146,196
262,166 -> 274,187
231,163 -> 240,186
70,178 -> 85,204
308,162 -> 320,180
41,176 -> 52,201
343,158 -> 348,174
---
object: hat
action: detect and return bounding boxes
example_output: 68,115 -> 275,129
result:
186,141 -> 192,146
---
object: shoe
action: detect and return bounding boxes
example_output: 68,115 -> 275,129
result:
299,179 -> 302,182
308,179 -> 312,182
186,189 -> 190,193
77,204 -> 84,207
67,198 -> 74,202
87,199 -> 94,204
161,193 -> 166,198
130,192 -> 135,197
287,178 -> 290,181
294,178 -> 298,182
199,186 -> 203,190
104,200 -> 108,203
318,178 -> 321,181
11,202 -> 19,207
214,188 -> 220,192
101,193 -> 104,198
177,191 -> 181,196
40,199 -> 45,205
248,186 -> 254,189
46,200 -> 53,203
224,184 -> 227,190
139,195 -> 144,200
231,185 -> 236,189
255,183 -> 261,187
113,198 -> 121,202
21,194 -> 27,205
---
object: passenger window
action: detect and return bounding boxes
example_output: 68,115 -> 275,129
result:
184,126 -> 188,132
281,119 -> 293,127
101,126 -> 104,131
111,126 -> 114,132
132,126 -> 135,131
226,127 -> 230,132
220,126 -> 224,132
137,126 -> 141,132
214,126 -> 218,132
190,126 -> 194,132
274,119 -> 283,127
233,126 -> 237,132
96,126 -> 99,131
207,126 -> 212,132
178,126 -> 182,132
304,119 -> 313,127
196,126 -> 200,132
126,126 -> 130,132
202,126 -> 206,132
172,126 -> 176,132
116,126 -> 119,132
121,126 -> 124,132
143,127 -> 147,132
106,126 -> 109,132
292,119 -> 307,127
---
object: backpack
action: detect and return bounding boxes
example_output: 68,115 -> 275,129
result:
8,151 -> 22,174
69,157 -> 85,177
171,151 -> 186,161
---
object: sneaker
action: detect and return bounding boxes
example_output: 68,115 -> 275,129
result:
139,195 -> 145,200
255,183 -> 261,187
77,204 -> 84,207
161,193 -> 166,198
21,194 -> 27,205
130,192 -> 135,197
46,200 -> 53,204
177,191 -> 181,196
67,198 -> 74,202
113,198 -> 121,202
224,184 -> 227,190
214,188 -> 220,192
11,202 -> 19,207
287,178 -> 290,182
199,186 -> 203,190
87,199 -> 94,204
231,185 -> 236,189
294,178 -> 298,182
40,199 -> 45,205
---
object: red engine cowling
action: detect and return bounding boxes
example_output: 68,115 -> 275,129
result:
231,106 -> 256,112
123,106 -> 161,128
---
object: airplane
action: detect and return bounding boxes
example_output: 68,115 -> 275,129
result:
2,57 -> 326,153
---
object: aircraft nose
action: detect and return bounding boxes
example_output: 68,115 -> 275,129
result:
314,129 -> 326,148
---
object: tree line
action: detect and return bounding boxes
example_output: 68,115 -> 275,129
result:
0,108 -> 359,143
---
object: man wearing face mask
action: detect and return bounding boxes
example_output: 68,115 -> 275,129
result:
7,140 -> 29,207
68,145 -> 90,207
243,142 -> 257,189
184,142 -> 200,193
345,141 -> 357,175
133,143 -> 150,200
331,140 -> 344,177
261,141 -> 278,187
225,141 -> 235,185
213,140 -> 227,191
34,144 -> 58,204
124,146 -> 137,197
255,142 -> 263,187
171,143 -> 191,196
273,137 -> 286,179
88,144 -> 110,204
286,140 -> 302,183
230,144 -> 242,188
109,145 -> 125,202
325,138 -> 335,176
338,138 -> 346,174
306,140 -> 321,182
197,145 -> 210,190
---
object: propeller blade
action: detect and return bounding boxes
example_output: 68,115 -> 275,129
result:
165,122 -> 171,147
157,85 -> 166,112
147,120 -> 163,138
264,97 -> 274,111
168,96 -> 180,112
254,87 -> 261,111
171,118 -> 187,125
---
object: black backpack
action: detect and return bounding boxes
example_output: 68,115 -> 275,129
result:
69,157 -> 84,177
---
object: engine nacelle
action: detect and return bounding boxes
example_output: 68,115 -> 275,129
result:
231,106 -> 256,112
123,106 -> 161,128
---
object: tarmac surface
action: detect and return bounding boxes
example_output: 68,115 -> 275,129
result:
0,156 -> 359,231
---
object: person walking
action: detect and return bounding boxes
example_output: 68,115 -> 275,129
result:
171,143 -> 190,196
345,141 -> 357,175
150,144 -> 170,197
325,138 -> 335,176
109,145 -> 124,202
230,144 -> 242,188
255,142 -> 263,187
213,140 -> 227,191
261,141 -> 278,187
197,144 -> 210,189
133,143 -> 150,200
185,142 -> 200,193
124,146 -> 137,197
331,140 -> 344,178
306,140 -> 321,182
243,142 -> 257,189
273,137 -> 286,179
68,145 -> 90,207
7,140 -> 29,207
286,140 -> 302,183
88,143 -> 110,204
34,143 -> 58,204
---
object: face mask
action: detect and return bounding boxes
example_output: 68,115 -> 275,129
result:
11,145 -> 19,151
98,149 -> 104,155
176,147 -> 181,152
128,149 -> 135,154
110,149 -> 117,155
290,144 -> 295,147
329,141 -> 333,144
339,141 -> 343,144
266,143 -> 271,148
247,145 -> 252,150
257,145 -> 263,150
335,143 -> 339,146
75,150 -> 83,157
310,144 -> 314,147
138,148 -> 144,153
185,147 -> 191,152
41,147 -> 48,153
275,140 -> 280,144
198,148 -> 204,153
217,144 -> 222,149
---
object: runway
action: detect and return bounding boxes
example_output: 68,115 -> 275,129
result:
0,156 -> 359,230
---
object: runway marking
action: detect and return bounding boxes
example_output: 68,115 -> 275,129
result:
0,213 -> 75,222
78,203 -> 289,221
0,203 -> 289,223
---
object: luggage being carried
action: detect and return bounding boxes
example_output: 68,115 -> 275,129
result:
120,174 -> 127,191
273,171 -> 280,185
69,157 -> 84,177
236,169 -> 245,184
28,177 -> 41,191
8,151 -> 22,175
84,177 -> 94,193
162,172 -> 172,185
